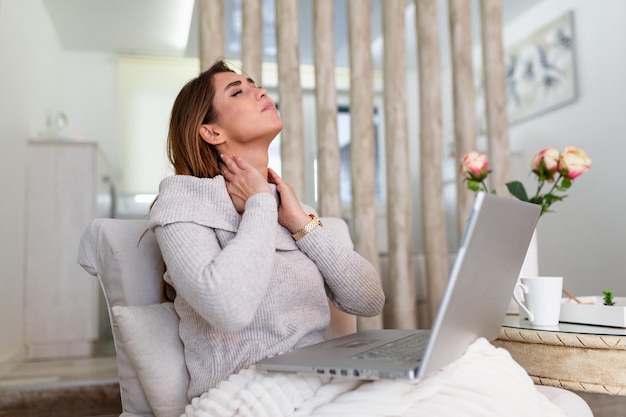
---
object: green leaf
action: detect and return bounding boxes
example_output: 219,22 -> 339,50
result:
467,180 -> 480,192
506,181 -> 529,202
561,178 -> 572,189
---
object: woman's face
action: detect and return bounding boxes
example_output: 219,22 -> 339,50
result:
205,71 -> 283,147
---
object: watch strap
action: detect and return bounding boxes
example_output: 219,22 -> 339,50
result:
292,214 -> 322,241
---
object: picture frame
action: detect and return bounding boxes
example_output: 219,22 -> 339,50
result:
505,11 -> 577,124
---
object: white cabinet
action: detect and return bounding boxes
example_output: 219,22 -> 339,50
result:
24,141 -> 105,359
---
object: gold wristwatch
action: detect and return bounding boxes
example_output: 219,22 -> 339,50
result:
292,214 -> 322,241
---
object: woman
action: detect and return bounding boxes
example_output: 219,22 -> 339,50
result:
148,60 -> 385,400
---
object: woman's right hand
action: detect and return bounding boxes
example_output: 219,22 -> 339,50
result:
220,154 -> 271,213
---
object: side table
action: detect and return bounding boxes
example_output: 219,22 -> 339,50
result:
493,315 -> 626,396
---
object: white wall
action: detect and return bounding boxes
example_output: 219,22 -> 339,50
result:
57,51 -> 118,179
0,0 -> 117,366
0,0 -> 61,366
117,56 -> 200,193
502,0 -> 626,297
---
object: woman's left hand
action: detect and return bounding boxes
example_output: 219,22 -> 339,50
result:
268,168 -> 311,233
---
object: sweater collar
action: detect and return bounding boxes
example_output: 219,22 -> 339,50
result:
149,175 -> 314,250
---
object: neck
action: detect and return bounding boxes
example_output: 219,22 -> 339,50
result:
218,142 -> 270,179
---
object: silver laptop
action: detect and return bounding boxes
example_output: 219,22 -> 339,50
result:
256,192 -> 541,381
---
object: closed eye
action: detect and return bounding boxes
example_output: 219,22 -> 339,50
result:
231,89 -> 243,97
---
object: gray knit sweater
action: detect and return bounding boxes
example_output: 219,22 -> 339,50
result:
148,175 -> 385,399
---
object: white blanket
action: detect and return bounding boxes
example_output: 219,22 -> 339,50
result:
181,338 -> 566,417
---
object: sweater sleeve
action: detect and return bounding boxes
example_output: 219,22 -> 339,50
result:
154,192 -> 278,332
295,226 -> 385,317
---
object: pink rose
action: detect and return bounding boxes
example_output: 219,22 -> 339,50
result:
460,152 -> 489,181
531,147 -> 560,182
558,147 -> 592,179
463,146 -> 591,216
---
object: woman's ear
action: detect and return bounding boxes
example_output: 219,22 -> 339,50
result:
199,124 -> 226,145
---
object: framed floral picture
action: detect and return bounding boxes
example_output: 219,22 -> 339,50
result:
505,11 -> 577,124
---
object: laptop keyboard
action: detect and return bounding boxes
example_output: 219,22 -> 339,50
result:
351,333 -> 429,363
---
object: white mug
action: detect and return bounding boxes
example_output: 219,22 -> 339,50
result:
513,276 -> 563,326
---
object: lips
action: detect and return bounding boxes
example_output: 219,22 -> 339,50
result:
261,101 -> 275,112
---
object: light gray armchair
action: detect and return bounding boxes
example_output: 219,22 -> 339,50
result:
78,218 -> 593,417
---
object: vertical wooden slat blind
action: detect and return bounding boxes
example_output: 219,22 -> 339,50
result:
313,0 -> 342,218
198,0 -> 224,71
480,0 -> 510,194
197,0 -> 508,331
241,0 -> 263,83
415,0 -> 450,322
383,0 -> 416,329
347,0 -> 383,330
448,0 -> 477,236
275,0 -> 305,199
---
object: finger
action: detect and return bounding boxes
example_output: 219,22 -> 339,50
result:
268,168 -> 283,185
219,162 -> 231,178
230,154 -> 250,171
221,153 -> 243,170
219,154 -> 235,171
267,168 -> 277,183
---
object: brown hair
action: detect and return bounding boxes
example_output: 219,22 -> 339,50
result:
156,61 -> 236,302
167,60 -> 235,178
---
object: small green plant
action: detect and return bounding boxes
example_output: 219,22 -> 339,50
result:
603,290 -> 615,306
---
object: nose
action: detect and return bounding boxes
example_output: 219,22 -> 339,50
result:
256,87 -> 267,100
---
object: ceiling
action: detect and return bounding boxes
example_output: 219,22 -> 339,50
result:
43,0 -> 544,68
